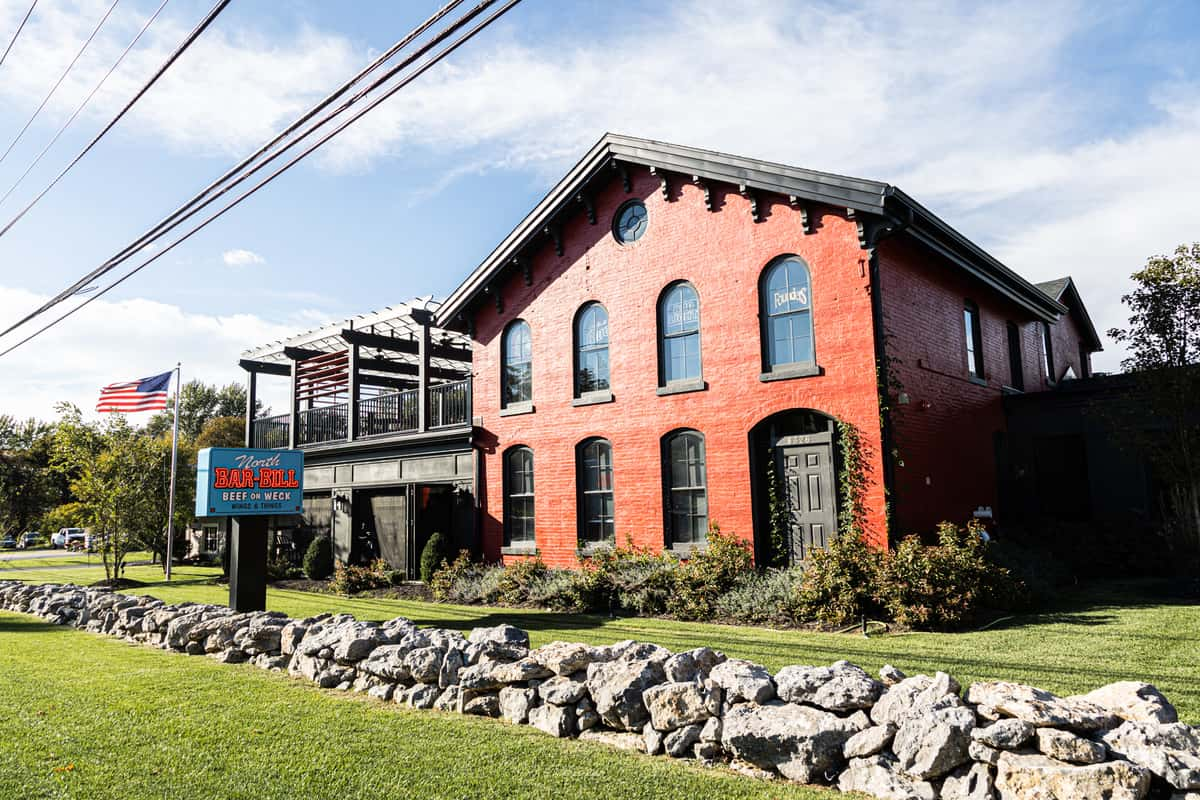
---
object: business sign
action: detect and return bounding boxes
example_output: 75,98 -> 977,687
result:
195,447 -> 304,517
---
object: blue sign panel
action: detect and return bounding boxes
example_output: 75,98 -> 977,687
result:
195,447 -> 304,517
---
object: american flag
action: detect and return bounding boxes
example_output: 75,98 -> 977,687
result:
96,371 -> 172,413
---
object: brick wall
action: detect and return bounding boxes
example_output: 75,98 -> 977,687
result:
878,236 -> 1057,535
470,168 -> 887,567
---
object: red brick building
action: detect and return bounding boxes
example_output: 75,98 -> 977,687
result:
433,134 -> 1102,567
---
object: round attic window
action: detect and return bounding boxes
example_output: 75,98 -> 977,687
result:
613,200 -> 648,244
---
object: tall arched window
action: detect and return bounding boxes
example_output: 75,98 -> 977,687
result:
575,303 -> 610,396
577,438 -> 614,546
501,320 -> 531,407
761,256 -> 815,374
663,430 -> 707,548
658,282 -> 701,387
503,446 -> 534,548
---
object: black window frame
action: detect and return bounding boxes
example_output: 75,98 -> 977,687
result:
1005,321 -> 1025,391
501,319 -> 533,409
1042,322 -> 1056,384
661,429 -> 708,550
657,281 -> 702,390
574,302 -> 611,399
759,255 -> 818,379
502,445 -> 535,550
576,437 -> 614,548
963,300 -> 984,380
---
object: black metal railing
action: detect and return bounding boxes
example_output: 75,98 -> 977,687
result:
430,378 -> 471,429
251,378 -> 471,449
298,403 -> 348,445
252,413 -> 290,449
358,388 -> 419,437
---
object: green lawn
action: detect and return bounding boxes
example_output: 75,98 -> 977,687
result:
0,551 -> 153,570
4,561 -> 1197,723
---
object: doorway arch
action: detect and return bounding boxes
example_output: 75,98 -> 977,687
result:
748,409 -> 839,566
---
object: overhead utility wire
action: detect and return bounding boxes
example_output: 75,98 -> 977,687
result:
0,0 -> 463,337
0,0 -> 121,167
0,0 -> 37,68
0,0 -> 523,360
0,0 -> 232,245
0,0 -> 172,211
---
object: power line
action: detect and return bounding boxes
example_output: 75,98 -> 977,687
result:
0,0 -> 524,360
0,0 -> 121,168
1,0 -> 468,338
0,0 -> 172,211
0,0 -> 37,69
0,0 -> 232,245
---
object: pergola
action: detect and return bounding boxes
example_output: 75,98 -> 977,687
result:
240,296 -> 473,448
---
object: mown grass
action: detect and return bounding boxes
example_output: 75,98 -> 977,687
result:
0,610 -> 850,800
5,561 -> 1198,724
0,551 -> 152,570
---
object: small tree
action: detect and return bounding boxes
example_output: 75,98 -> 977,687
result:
303,536 -> 334,580
1107,243 -> 1200,553
419,531 -> 449,584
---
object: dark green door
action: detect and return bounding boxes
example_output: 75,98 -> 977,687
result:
780,443 -> 836,562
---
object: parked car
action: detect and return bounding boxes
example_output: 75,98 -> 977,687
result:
53,528 -> 85,549
16,532 -> 40,549
0,535 -> 15,549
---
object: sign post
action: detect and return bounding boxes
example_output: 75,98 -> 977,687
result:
195,447 -> 304,612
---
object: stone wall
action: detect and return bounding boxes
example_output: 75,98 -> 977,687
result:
3,580 -> 1197,800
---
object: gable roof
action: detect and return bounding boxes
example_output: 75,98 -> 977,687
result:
434,133 -> 1068,329
1036,276 -> 1103,351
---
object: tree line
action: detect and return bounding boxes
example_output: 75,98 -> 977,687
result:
0,381 -> 263,583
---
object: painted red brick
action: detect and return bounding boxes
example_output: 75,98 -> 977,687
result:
470,168 -> 887,567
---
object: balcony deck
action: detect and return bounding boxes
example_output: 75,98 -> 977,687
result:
252,378 -> 471,449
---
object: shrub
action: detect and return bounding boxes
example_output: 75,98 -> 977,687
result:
715,566 -> 809,626
429,550 -> 480,602
668,525 -> 753,620
575,540 -> 680,615
265,555 -> 300,582
493,557 -> 549,606
419,531 -> 450,584
525,568 -> 589,612
877,520 -> 1021,629
986,537 -> 1071,607
302,536 -> 334,581
795,530 -> 884,626
330,558 -> 392,595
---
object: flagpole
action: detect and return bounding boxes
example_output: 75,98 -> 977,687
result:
165,362 -> 181,581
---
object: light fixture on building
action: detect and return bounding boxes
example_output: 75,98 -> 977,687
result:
897,392 -> 910,405
334,494 -> 351,513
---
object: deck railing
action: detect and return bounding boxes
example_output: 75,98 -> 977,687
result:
250,377 -> 471,449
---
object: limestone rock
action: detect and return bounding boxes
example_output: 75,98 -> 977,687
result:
663,647 -> 724,682
836,755 -> 938,800
1100,721 -> 1200,790
538,675 -> 589,706
432,685 -> 461,712
664,723 -> 704,758
532,641 -> 611,676
498,686 -> 536,725
700,716 -> 722,743
844,724 -> 897,759
404,646 -> 444,685
407,683 -> 439,710
940,761 -> 995,800
1035,727 -> 1107,765
969,741 -> 1002,767
892,704 -> 975,779
1073,682 -> 1179,725
462,692 -> 501,717
995,751 -> 1151,800
709,659 -> 776,705
528,703 -> 577,738
489,658 -> 553,685
643,726 -> 664,756
722,700 -> 866,783
641,681 -> 714,731
775,660 -> 883,712
577,729 -> 645,752
872,672 -> 962,727
356,645 -> 414,683
972,719 -> 1035,750
586,658 -> 666,731
966,681 -> 1119,732
880,664 -> 907,686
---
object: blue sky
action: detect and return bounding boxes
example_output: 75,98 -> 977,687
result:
0,0 -> 1198,418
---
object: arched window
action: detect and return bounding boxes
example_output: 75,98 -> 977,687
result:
577,438 -> 614,546
663,430 -> 707,548
503,446 -> 535,548
761,256 -> 815,373
658,282 -> 701,386
501,320 -> 531,407
575,303 -> 610,396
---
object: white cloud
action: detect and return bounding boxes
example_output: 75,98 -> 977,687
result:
0,285 -> 297,421
222,248 -> 265,267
